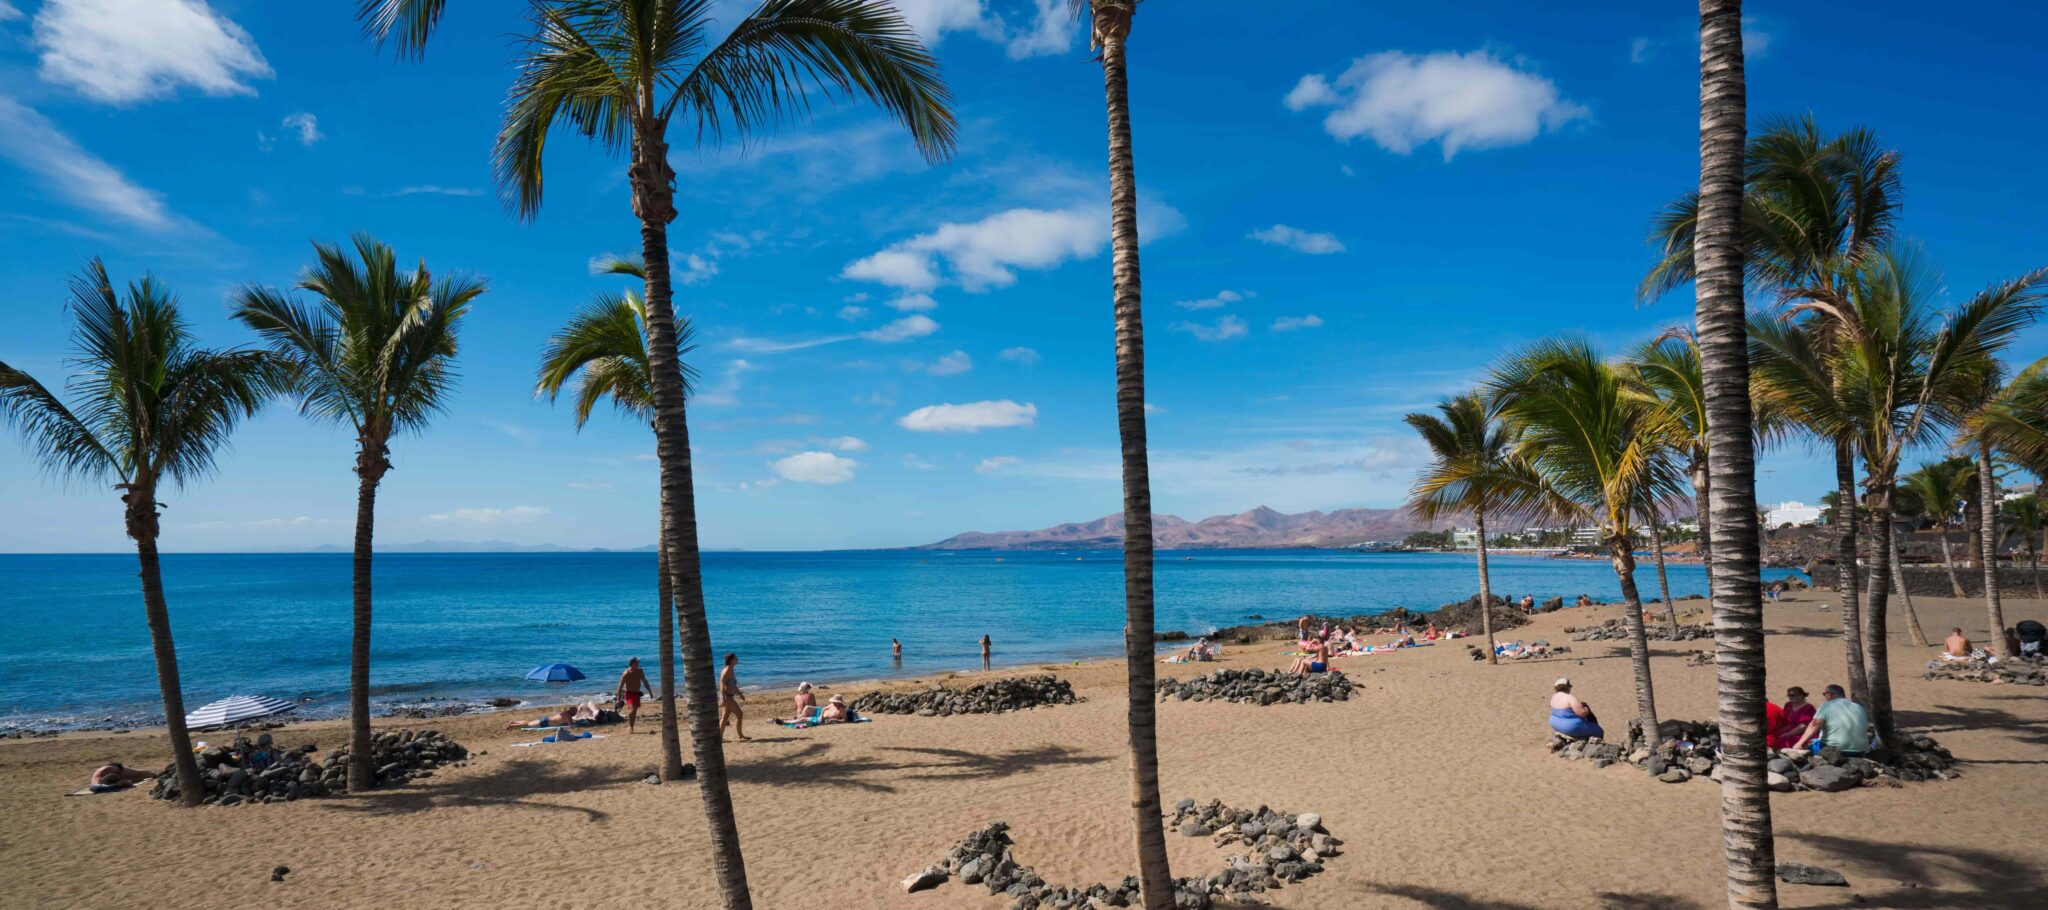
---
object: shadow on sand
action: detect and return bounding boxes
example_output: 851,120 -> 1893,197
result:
315,757 -> 623,822
1361,883 -> 1700,909
727,742 -> 1110,794
1784,832 -> 2045,910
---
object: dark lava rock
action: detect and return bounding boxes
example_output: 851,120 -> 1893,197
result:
852,675 -> 1079,718
1156,668 -> 1355,705
1777,862 -> 1849,886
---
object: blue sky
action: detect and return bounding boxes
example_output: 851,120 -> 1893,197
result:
3,0 -> 2047,553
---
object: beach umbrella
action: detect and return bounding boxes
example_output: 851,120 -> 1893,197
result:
525,662 -> 586,682
184,695 -> 297,730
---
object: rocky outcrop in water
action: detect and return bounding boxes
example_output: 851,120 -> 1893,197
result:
1923,656 -> 2048,685
1550,719 -> 1958,788
852,675 -> 1078,717
1156,668 -> 1354,705
150,729 -> 469,805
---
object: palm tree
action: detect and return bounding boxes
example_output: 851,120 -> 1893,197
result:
1623,334 -> 1719,574
490,5 -> 952,906
536,256 -> 699,779
2000,494 -> 2044,599
1,261 -> 277,806
1072,2 -> 1169,905
1404,393 -> 1566,662
1901,458 -> 1973,598
231,236 -> 482,792
1640,503 -> 1679,634
1803,245 -> 2044,743
1956,369 -> 2023,659
1885,482 -> 1933,648
1693,6 -> 1775,900
1489,339 -> 1684,749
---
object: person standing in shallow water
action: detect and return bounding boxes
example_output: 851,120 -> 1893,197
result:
980,634 -> 992,671
614,657 -> 652,734
719,652 -> 749,743
892,638 -> 902,662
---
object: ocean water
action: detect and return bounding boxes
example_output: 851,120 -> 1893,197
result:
0,549 -> 1802,731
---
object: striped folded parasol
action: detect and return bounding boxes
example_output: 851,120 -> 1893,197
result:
185,695 -> 297,730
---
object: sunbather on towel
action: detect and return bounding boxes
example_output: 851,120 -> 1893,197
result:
819,695 -> 854,723
507,702 -> 603,729
88,762 -> 154,793
789,682 -> 817,723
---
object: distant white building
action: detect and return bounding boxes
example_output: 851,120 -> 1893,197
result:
1766,500 -> 1822,527
1570,526 -> 1601,545
1451,527 -> 1481,548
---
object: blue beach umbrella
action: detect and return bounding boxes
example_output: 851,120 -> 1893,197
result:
525,662 -> 586,683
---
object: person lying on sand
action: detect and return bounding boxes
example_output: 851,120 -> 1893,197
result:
1548,678 -> 1603,740
509,708 -> 577,729
89,762 -> 155,793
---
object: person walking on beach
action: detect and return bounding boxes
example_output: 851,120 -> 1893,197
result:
719,653 -> 750,743
980,634 -> 992,671
614,657 -> 653,734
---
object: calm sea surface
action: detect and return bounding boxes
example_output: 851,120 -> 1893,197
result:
0,549 -> 1802,730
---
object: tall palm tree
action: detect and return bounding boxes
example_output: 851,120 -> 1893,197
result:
535,257 -> 699,779
1885,482 -> 1933,648
1901,458 -> 1973,598
1489,339 -> 1684,749
1956,369 -> 2020,658
231,236 -> 482,792
2000,493 -> 2044,599
1071,2 -> 1170,905
1624,334 -> 1718,573
1804,245 -> 2043,743
1,261 -> 277,806
1404,393 -> 1566,662
491,5 -> 952,906
1693,7 -> 1775,900
1640,503 -> 1679,634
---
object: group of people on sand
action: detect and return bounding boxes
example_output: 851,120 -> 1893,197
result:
1282,615 -> 1454,673
1549,678 -> 1875,756
1940,625 -> 2043,663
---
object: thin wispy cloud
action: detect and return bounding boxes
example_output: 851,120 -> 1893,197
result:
1249,224 -> 1345,254
565,481 -> 613,490
975,455 -> 1022,474
860,315 -> 940,343
0,96 -> 183,232
1285,49 -> 1587,159
1271,314 -> 1325,332
998,346 -> 1040,366
1173,314 -> 1249,342
390,185 -> 484,198
919,350 -> 973,376
424,506 -> 550,525
898,400 -> 1037,433
1628,37 -> 1655,65
844,201 -> 1183,293
1173,289 -> 1247,311
282,112 -> 321,145
33,0 -> 273,104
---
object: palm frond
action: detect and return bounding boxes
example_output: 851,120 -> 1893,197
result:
357,0 -> 445,58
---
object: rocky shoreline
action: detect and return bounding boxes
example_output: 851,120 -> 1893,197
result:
149,729 -> 471,806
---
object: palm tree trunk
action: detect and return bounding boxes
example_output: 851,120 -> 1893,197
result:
1477,507 -> 1497,664
657,541 -> 684,780
1938,527 -> 1966,598
1692,456 -> 1715,570
348,441 -> 389,792
1863,485 -> 1899,745
633,120 -> 752,910
1646,505 -> 1679,634
2031,535 -> 2041,599
1695,3 -> 1777,903
1893,533 -> 1929,647
1979,443 -> 2007,658
127,489 -> 204,807
1834,442 -> 1869,705
1098,26 -> 1173,910
1609,535 -> 1661,750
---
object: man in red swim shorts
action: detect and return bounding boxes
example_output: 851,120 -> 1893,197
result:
615,657 -> 654,734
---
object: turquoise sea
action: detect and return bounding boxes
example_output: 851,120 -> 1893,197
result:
0,549 -> 1802,731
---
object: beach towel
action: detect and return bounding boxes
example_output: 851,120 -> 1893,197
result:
66,785 -> 133,796
774,707 -> 870,730
510,732 -> 606,748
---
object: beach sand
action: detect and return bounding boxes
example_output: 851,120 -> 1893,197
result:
4,591 -> 2044,909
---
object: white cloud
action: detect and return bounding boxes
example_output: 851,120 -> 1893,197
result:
1144,402 -> 1165,415
1285,49 -> 1587,159
1003,0 -> 1071,59
861,314 -> 940,343
837,305 -> 870,321
844,292 -> 871,303
390,185 -> 483,198
1249,224 -> 1345,255
0,97 -> 179,231
902,453 -> 938,471
565,481 -> 613,490
693,360 -> 752,407
1271,314 -> 1325,332
898,400 -> 1037,433
281,111 -> 321,145
1173,314 -> 1249,342
1174,289 -> 1246,311
1339,164 -> 1356,177
844,202 -> 1183,293
1628,37 -> 1654,65
677,252 -> 719,285
770,451 -> 857,485
975,455 -> 1022,474
922,350 -> 973,376
190,515 -> 342,530
824,436 -> 869,452
425,506 -> 550,525
0,3 -> 21,21
888,293 -> 939,312
998,346 -> 1040,366
1742,17 -> 1772,59
34,0 -> 272,104
892,0 -> 996,45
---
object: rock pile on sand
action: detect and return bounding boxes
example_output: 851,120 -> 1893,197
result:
1157,668 -> 1354,705
1923,656 -> 2048,686
1550,719 -> 1959,788
906,802 -> 1339,908
1567,618 -> 1713,642
150,729 -> 469,805
852,675 -> 1078,717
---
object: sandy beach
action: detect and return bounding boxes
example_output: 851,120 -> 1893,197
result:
5,591 -> 2043,910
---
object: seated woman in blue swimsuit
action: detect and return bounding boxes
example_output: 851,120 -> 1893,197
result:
1548,678 -> 1603,740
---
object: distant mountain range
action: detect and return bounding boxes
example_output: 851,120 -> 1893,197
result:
299,540 -> 657,554
913,505 -> 1443,550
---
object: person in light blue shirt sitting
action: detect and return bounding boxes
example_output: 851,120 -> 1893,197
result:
1789,684 -> 1871,757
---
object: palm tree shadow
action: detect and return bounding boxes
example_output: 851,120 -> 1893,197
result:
1785,832 -> 2045,910
315,757 -> 621,821
1364,883 -> 1701,909
726,742 -> 1110,794
1892,702 -> 2048,747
